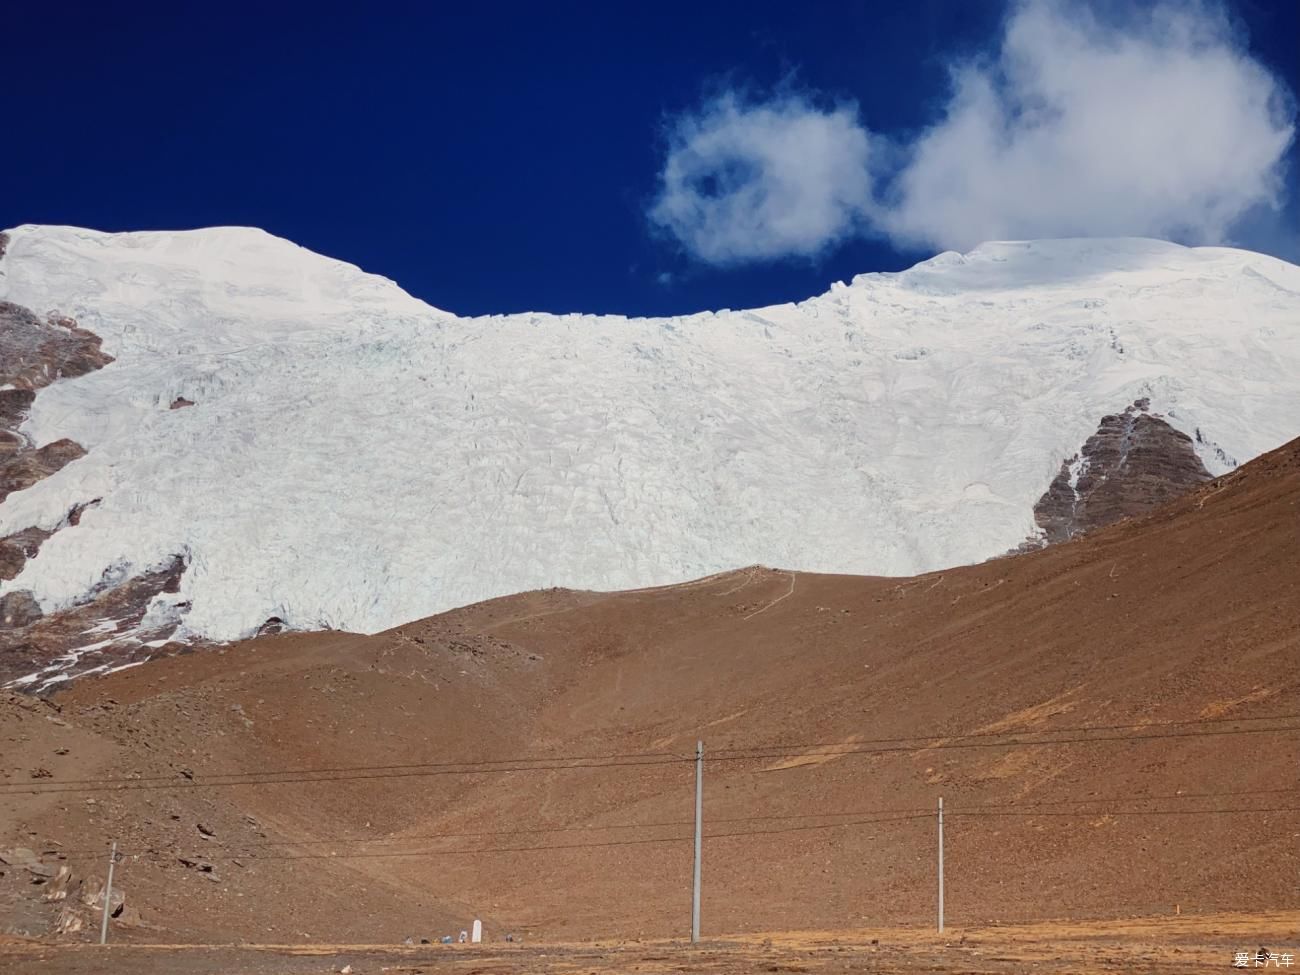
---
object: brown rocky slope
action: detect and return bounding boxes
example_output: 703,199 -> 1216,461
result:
1029,398 -> 1213,545
0,436 -> 1297,944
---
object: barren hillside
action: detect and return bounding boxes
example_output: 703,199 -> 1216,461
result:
1,436 -> 1297,944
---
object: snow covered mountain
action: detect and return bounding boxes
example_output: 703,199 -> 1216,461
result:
2,225 -> 1299,680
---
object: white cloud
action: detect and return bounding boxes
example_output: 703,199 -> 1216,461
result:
883,0 -> 1295,251
647,93 -> 877,265
650,0 -> 1296,264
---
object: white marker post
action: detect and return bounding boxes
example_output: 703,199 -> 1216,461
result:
937,797 -> 945,933
471,919 -> 482,943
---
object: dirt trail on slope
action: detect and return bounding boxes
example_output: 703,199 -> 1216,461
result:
0,440 -> 1297,946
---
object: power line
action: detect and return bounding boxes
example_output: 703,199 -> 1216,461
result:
951,806 -> 1300,819
55,833 -> 693,865
45,788 -> 1300,854
47,785 -> 1300,859
0,756 -> 689,797
0,747 -> 693,789
703,723 -> 1300,764
44,802 -> 1300,866
705,711 -> 1300,756
46,819 -> 694,857
6,716 -> 1296,799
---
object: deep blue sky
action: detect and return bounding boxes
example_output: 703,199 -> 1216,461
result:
5,1 -> 1298,317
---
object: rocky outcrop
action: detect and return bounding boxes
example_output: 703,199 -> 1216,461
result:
0,301 -> 115,393
0,590 -> 42,628
0,554 -> 190,692
0,500 -> 99,581
0,527 -> 52,581
0,298 -> 114,504
256,616 -> 287,636
1,246 -> 194,691
1030,400 -> 1213,545
0,257 -> 113,577
0,843 -> 140,939
0,438 -> 86,505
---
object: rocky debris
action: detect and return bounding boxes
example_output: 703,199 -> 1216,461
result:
1026,401 -> 1212,546
0,302 -> 112,622
0,847 -> 49,875
1,590 -> 42,628
178,856 -> 219,881
43,865 -> 74,902
0,387 -> 35,440
0,230 -> 8,260
0,499 -> 100,582
0,438 -> 86,505
82,875 -> 125,916
0,301 -> 114,394
52,903 -> 85,935
0,526 -> 54,581
0,554 -> 190,691
169,396 -> 195,409
0,298 -> 111,583
0,853 -> 149,939
256,616 -> 287,636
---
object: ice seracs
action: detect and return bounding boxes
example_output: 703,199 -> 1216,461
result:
1,226 -> 1298,647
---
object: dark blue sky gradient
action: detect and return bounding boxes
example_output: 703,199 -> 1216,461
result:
5,1 -> 1297,317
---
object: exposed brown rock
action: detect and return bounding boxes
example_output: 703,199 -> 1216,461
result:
43,865 -> 74,903
255,616 -> 287,636
0,555 -> 188,690
0,299 -> 112,501
1030,400 -> 1212,545
0,591 -> 42,629
0,387 -> 35,425
0,302 -> 114,392
0,439 -> 86,506
0,231 -> 8,261
0,527 -> 53,581
0,297 -> 112,577
0,500 -> 101,581
169,397 -> 195,410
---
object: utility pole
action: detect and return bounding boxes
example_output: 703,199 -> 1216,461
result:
691,740 -> 703,944
937,797 -> 944,934
100,840 -> 117,945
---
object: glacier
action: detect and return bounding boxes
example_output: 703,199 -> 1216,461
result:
1,225 -> 1298,642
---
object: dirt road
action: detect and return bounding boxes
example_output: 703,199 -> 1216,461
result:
4,914 -> 1297,974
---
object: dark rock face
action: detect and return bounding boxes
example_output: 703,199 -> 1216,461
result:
0,438 -> 86,505
0,590 -> 42,629
0,500 -> 99,581
169,396 -> 195,410
0,299 -> 111,505
0,301 -> 114,392
0,527 -> 53,581
256,616 -> 287,636
1031,400 -> 1213,545
0,555 -> 189,691
0,294 -> 113,576
0,389 -> 36,465
0,245 -> 194,690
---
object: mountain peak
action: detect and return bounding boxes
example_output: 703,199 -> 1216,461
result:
0,226 -> 1297,673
